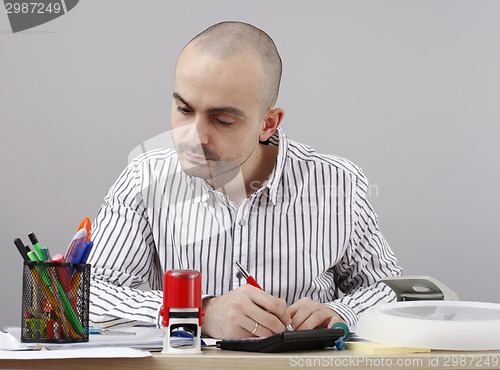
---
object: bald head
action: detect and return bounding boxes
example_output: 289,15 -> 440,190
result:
181,21 -> 282,113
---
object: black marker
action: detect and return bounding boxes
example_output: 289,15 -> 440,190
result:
14,238 -> 30,262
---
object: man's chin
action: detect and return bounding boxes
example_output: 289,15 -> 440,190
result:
180,163 -> 213,179
179,160 -> 241,182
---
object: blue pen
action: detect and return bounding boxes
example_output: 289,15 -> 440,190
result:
89,327 -> 136,336
74,241 -> 90,264
70,241 -> 93,275
80,241 -> 93,264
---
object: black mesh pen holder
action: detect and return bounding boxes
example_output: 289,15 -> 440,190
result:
21,261 -> 90,343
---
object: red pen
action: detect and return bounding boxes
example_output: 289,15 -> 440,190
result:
234,260 -> 293,331
235,260 -> 262,289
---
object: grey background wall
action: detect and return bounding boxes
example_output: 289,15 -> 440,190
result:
1,1 -> 499,329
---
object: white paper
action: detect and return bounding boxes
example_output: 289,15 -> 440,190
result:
4,326 -> 164,350
0,331 -> 32,351
0,346 -> 151,360
2,326 -> 220,355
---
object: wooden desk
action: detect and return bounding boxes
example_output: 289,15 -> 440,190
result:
1,347 -> 500,370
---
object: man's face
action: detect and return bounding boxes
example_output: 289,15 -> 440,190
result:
171,46 -> 266,180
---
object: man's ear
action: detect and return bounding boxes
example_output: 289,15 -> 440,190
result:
259,108 -> 285,142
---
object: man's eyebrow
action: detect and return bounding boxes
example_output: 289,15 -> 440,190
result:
173,92 -> 192,108
173,92 -> 246,119
207,106 -> 246,119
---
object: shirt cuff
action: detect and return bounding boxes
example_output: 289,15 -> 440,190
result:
323,301 -> 358,328
155,304 -> 164,328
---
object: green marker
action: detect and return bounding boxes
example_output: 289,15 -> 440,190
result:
27,250 -> 51,286
27,251 -> 83,336
27,251 -> 40,262
54,277 -> 84,334
28,233 -> 46,261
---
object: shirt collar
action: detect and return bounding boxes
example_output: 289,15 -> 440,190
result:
187,173 -> 211,204
265,127 -> 288,205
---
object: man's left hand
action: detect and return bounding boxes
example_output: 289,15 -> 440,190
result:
287,297 -> 347,330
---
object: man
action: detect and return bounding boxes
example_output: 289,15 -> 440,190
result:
88,21 -> 403,339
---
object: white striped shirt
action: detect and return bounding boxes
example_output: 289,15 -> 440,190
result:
88,128 -> 403,329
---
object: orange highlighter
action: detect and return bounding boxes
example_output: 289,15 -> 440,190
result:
78,217 -> 92,242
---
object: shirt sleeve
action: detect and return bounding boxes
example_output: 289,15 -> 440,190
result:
87,160 -> 164,328
324,172 -> 403,327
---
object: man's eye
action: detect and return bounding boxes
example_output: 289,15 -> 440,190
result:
177,107 -> 192,114
217,119 -> 233,127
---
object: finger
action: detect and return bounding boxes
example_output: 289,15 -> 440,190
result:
327,314 -> 347,328
245,317 -> 274,338
202,289 -> 270,339
289,305 -> 313,330
216,307 -> 274,339
287,297 -> 312,318
240,310 -> 274,337
251,289 -> 289,317
288,298 -> 317,329
241,315 -> 267,337
287,300 -> 301,317
295,309 -> 332,331
245,298 -> 287,334
327,317 -> 340,329
251,287 -> 292,330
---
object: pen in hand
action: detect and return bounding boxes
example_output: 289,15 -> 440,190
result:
234,260 -> 294,331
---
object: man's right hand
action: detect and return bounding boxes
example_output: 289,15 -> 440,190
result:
201,285 -> 291,339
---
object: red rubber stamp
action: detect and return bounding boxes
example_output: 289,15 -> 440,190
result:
160,270 -> 205,354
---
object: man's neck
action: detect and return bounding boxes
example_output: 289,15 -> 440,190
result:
208,144 -> 279,205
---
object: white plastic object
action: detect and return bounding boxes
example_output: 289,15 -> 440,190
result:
356,301 -> 500,350
381,276 -> 459,301
162,308 -> 202,355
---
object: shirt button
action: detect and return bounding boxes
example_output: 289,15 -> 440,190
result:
236,271 -> 243,279
238,219 -> 246,226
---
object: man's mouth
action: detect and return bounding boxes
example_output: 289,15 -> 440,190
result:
185,151 -> 209,163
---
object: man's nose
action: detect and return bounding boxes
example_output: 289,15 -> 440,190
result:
185,118 -> 209,147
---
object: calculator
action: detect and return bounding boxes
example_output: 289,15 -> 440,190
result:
216,328 -> 345,353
